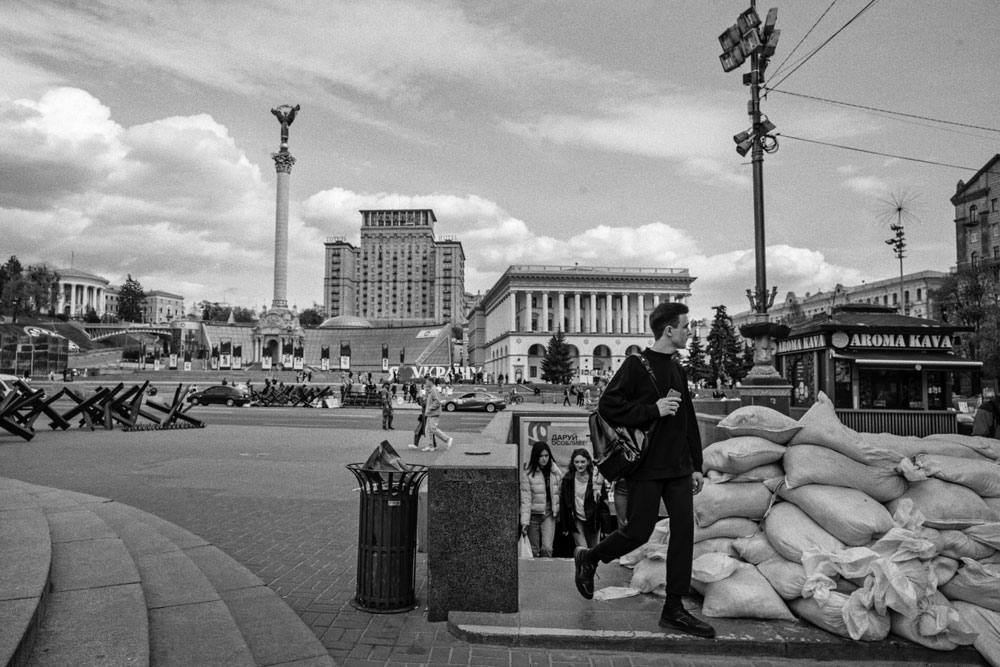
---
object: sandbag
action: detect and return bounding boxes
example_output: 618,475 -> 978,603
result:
939,529 -> 997,560
784,444 -> 908,502
887,479 -> 998,530
630,556 -> 665,594
733,531 -> 780,565
694,516 -> 759,543
941,558 -> 1000,612
763,501 -> 845,563
860,431 -> 994,466
692,554 -> 793,620
934,556 -> 960,586
706,462 -> 784,484
901,454 -> 1000,498
953,600 -> 1000,667
758,556 -> 806,600
693,537 -> 736,560
790,591 -> 890,641
694,479 -> 773,528
701,436 -> 787,474
777,483 -> 893,546
789,392 -> 869,462
925,433 -> 1000,460
889,591 -> 978,651
716,406 -> 801,444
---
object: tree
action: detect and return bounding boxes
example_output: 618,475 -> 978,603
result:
683,331 -> 712,384
299,306 -> 324,327
540,329 -> 575,384
117,275 -> 146,322
83,306 -> 101,323
933,264 -> 1000,380
0,257 -> 60,323
706,305 -> 741,385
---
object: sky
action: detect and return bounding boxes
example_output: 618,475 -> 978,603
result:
1,0 -> 998,324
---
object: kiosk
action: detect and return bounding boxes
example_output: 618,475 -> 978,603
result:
775,304 -> 980,435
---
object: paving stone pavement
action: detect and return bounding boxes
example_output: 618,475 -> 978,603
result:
0,412 -> 964,667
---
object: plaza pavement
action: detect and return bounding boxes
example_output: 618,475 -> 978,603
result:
0,402 -> 984,667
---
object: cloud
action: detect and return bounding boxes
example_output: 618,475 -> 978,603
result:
843,175 -> 889,196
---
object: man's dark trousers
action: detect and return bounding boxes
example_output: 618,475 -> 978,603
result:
590,475 -> 694,597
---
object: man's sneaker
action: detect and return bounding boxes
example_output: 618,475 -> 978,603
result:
573,547 -> 596,600
658,606 -> 716,639
445,437 -> 454,450
421,446 -> 436,452
408,444 -> 419,449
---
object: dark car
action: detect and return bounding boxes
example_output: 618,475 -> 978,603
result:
443,391 -> 507,413
187,385 -> 250,407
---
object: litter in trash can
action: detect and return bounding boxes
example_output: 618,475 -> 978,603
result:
347,441 -> 428,613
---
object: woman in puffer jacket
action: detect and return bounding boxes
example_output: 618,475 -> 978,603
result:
519,441 -> 563,557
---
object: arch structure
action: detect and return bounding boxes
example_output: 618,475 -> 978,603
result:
468,264 -> 695,384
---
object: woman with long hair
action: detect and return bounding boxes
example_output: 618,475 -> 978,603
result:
558,448 -> 607,549
519,441 -> 563,557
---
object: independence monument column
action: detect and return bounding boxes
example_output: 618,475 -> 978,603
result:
253,104 -> 303,366
270,103 -> 299,309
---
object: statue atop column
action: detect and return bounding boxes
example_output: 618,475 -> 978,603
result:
270,104 -> 300,152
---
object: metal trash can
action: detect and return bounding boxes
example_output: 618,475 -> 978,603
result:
347,463 -> 428,613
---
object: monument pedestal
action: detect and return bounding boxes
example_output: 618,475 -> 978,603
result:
740,377 -> 792,416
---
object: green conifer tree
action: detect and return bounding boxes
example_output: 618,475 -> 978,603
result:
540,329 -> 575,384
706,305 -> 741,385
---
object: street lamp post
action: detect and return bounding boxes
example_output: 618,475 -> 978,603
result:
718,3 -> 792,411
885,224 -> 907,314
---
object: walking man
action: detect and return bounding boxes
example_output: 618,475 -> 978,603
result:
421,377 -> 454,451
380,383 -> 394,430
571,302 -> 713,638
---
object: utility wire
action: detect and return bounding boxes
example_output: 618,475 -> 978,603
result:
767,0 -> 839,83
766,0 -> 881,92
765,89 -> 1000,134
779,134 -> 1000,175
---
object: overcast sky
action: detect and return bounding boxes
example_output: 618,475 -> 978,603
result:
1,0 -> 997,323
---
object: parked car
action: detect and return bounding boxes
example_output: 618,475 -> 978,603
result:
442,391 -> 507,413
186,385 -> 250,407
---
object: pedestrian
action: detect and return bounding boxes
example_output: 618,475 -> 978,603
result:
571,301 -> 714,638
410,389 -> 427,450
380,383 -> 394,430
558,448 -> 606,550
973,395 -> 1000,438
420,377 -> 454,451
519,441 -> 563,557
576,387 -> 584,406
563,387 -> 571,406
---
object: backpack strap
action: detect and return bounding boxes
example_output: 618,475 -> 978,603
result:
633,352 -> 662,398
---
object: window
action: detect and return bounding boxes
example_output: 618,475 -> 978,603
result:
971,229 -> 980,244
916,288 -> 922,301
993,198 -> 998,212
972,252 -> 980,266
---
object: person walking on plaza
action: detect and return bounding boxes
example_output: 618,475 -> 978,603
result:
519,441 -> 563,557
563,387 -> 571,406
973,395 -> 1000,438
558,448 -> 605,550
571,301 -> 714,639
380,383 -> 394,430
420,377 -> 453,451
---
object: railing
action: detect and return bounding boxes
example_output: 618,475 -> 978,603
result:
508,265 -> 690,275
835,409 -> 958,437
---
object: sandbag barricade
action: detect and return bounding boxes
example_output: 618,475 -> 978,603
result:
597,394 -> 1000,664
251,384 -> 336,407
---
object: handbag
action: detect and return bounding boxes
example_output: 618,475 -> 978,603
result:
518,534 -> 534,559
589,353 -> 662,482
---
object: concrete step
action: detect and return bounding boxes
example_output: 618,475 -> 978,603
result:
0,482 -> 51,667
25,485 -> 149,667
0,477 -> 334,667
92,502 -> 334,667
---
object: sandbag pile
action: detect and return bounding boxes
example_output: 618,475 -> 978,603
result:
615,392 -> 1000,665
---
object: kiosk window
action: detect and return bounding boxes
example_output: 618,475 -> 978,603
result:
834,360 -> 853,409
927,371 -> 946,410
860,369 -> 922,410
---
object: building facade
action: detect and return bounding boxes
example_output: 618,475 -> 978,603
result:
732,270 -> 948,331
953,153 -> 999,272
470,265 -> 695,383
142,290 -> 185,323
54,268 -> 109,319
323,209 -> 465,326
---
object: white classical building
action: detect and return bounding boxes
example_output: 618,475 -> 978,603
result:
468,265 -> 695,383
54,268 -> 109,319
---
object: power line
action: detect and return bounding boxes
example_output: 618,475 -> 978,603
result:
766,0 -> 881,92
765,89 -> 1000,134
778,134 -> 999,174
767,0 -> 839,82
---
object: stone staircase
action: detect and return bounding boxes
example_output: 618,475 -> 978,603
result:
0,477 -> 335,667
